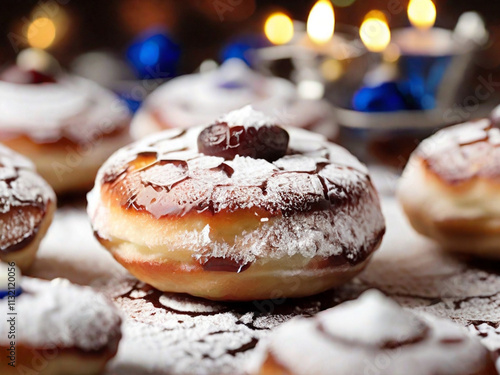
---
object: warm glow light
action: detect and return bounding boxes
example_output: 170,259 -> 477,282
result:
408,0 -> 436,30
27,17 -> 56,49
359,10 -> 391,52
264,13 -> 294,45
307,0 -> 335,44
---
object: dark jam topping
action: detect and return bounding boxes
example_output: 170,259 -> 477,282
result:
197,122 -> 289,162
202,257 -> 251,273
0,65 -> 56,84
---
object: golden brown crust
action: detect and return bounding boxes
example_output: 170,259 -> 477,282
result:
0,343 -> 119,375
100,235 -> 376,301
258,354 -> 292,375
398,120 -> 500,258
417,119 -> 500,185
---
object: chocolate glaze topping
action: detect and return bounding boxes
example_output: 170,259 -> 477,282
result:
0,145 -> 55,254
97,107 -> 377,218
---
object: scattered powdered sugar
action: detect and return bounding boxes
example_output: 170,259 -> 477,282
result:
101,278 -> 331,375
20,197 -> 500,374
217,105 -> 277,128
0,277 -> 122,351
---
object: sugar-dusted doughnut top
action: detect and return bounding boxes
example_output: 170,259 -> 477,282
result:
262,290 -> 490,375
0,144 -> 55,254
90,106 -> 381,222
92,106 -> 375,217
143,58 -> 297,129
416,119 -> 500,184
0,277 -> 122,352
0,70 -> 130,145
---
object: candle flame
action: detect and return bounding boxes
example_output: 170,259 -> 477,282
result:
408,0 -> 436,30
359,11 -> 391,52
27,17 -> 56,49
307,0 -> 335,44
264,13 -> 294,45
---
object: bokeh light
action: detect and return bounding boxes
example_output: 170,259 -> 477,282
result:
264,13 -> 294,45
27,17 -> 56,49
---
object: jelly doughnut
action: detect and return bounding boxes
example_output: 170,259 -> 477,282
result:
398,118 -> 500,257
0,269 -> 122,375
0,62 -> 131,194
255,290 -> 496,375
89,106 -> 385,300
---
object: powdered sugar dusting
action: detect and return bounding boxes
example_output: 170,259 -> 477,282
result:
23,197 -> 500,374
416,119 -> 500,183
88,112 -> 384,264
0,75 -> 130,144
0,277 -> 121,351
0,144 -> 55,252
317,290 -> 427,347
217,105 -> 277,128
264,290 -> 490,375
140,59 -> 297,130
99,278 -> 332,375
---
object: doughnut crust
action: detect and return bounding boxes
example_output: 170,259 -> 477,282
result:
0,277 -> 122,375
398,119 -> 500,257
0,74 -> 131,194
255,290 -> 496,375
89,108 -> 385,300
0,145 -> 56,271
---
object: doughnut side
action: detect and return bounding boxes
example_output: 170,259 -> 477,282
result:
88,119 -> 385,300
0,200 -> 55,271
0,145 -> 57,269
398,155 -> 500,257
0,343 -> 119,375
0,278 -> 123,373
90,178 -> 384,300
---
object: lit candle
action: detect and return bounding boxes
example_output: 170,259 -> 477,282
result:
299,0 -> 359,60
359,11 -> 391,53
261,1 -> 362,62
307,0 -> 334,45
258,1 -> 368,101
392,0 -> 454,56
